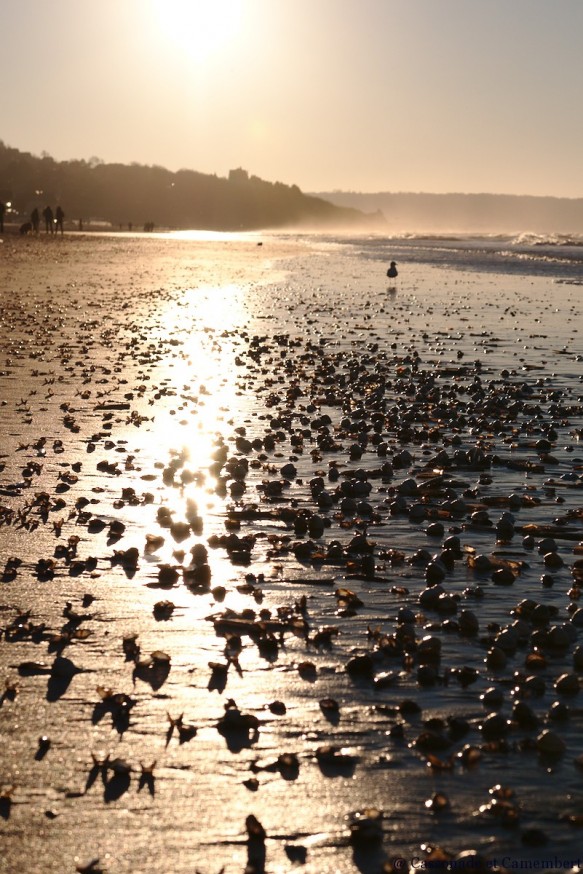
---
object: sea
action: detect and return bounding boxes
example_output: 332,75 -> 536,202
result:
313,232 -> 583,283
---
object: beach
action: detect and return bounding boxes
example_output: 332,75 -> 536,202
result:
1,230 -> 582,874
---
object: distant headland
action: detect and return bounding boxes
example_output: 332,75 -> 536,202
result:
313,190 -> 583,235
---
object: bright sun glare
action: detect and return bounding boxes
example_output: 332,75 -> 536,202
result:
151,0 -> 243,63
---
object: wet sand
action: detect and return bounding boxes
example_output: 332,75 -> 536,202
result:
1,232 -> 582,874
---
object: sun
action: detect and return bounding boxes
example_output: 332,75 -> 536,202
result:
150,0 -> 244,63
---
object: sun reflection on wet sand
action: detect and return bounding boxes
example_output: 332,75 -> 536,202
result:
125,280 -> 260,609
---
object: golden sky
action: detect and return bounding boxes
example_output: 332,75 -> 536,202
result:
2,0 -> 582,196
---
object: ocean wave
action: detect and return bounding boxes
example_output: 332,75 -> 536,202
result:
333,231 -> 583,281
511,232 -> 583,247
393,233 -> 466,242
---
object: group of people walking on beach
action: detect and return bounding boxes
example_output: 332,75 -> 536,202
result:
19,204 -> 65,235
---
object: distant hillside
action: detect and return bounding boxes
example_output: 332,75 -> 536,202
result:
313,191 -> 583,234
0,141 -> 381,232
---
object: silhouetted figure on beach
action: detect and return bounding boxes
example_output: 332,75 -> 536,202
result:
0,201 -> 5,233
43,205 -> 54,234
31,208 -> 40,234
55,206 -> 65,234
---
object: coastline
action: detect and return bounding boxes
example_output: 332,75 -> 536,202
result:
1,233 -> 582,873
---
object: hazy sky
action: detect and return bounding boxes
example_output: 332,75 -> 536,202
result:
2,0 -> 582,197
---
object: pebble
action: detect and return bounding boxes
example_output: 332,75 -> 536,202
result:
536,729 -> 566,756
